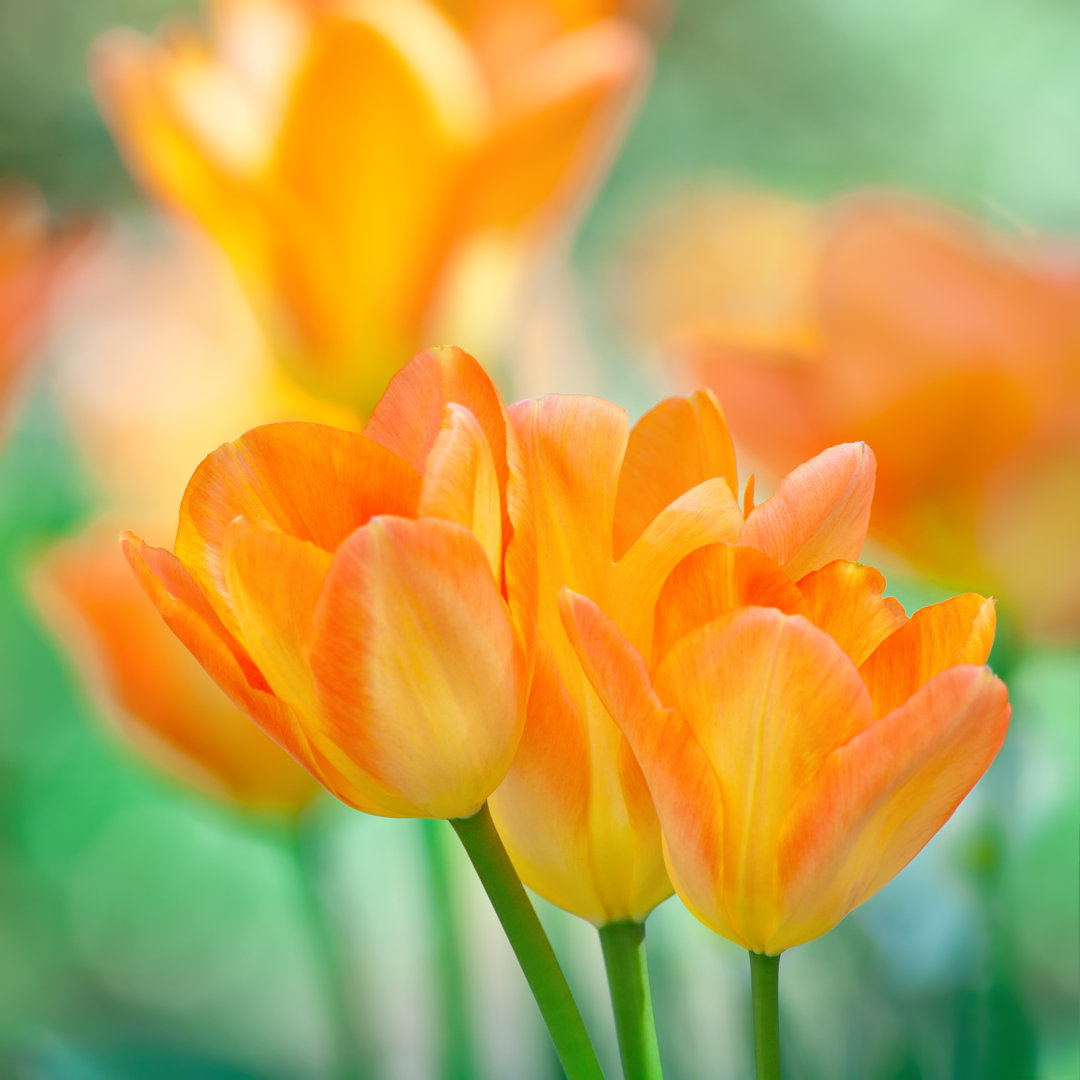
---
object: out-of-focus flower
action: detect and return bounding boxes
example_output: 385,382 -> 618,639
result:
619,189 -> 1080,639
38,530 -> 317,812
123,347 -> 534,820
0,183 -> 84,438
93,0 -> 649,411
563,544 -> 1011,953
489,386 -> 875,924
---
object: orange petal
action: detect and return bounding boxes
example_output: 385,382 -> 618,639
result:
419,403 -> 502,579
310,515 -> 524,819
860,593 -> 996,720
797,560 -> 907,667
559,590 -> 723,934
775,665 -> 1010,952
652,544 -> 808,665
175,422 -> 421,624
741,442 -> 875,580
613,478 -> 746,651
120,532 -> 320,777
650,607 -> 872,949
612,389 -> 739,561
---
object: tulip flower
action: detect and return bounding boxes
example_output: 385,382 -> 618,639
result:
621,189 -> 1080,639
0,184 -> 84,438
39,529 -> 317,812
489,387 -> 876,926
93,0 -> 649,411
563,543 -> 1010,1076
121,346 -> 531,820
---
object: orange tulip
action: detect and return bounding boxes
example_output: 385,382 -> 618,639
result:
0,184 -> 84,437
563,544 -> 1011,953
122,347 -> 533,819
38,530 -> 317,812
489,387 -> 876,923
93,0 -> 648,410
623,189 -> 1080,639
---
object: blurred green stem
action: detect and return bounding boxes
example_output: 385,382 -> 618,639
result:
599,920 -> 664,1080
749,951 -> 781,1080
419,817 -> 479,1080
450,803 -> 605,1080
289,809 -> 373,1080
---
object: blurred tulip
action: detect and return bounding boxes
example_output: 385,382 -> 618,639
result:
93,0 -> 649,412
0,183 -> 84,438
38,529 -> 317,812
563,544 -> 1011,953
489,386 -> 876,924
123,347 -> 534,820
621,189 -> 1080,639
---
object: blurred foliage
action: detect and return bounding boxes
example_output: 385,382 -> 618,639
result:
0,0 -> 1077,1077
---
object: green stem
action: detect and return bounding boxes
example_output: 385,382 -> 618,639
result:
450,803 -> 605,1080
288,809 -> 374,1080
598,921 -> 664,1080
749,951 -> 781,1080
418,817 -> 478,1080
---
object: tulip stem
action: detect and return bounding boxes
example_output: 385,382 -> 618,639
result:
749,951 -> 782,1080
450,803 -> 605,1080
598,920 -> 664,1080
418,817 -> 478,1080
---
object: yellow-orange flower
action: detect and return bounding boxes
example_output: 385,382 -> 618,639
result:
39,530 -> 317,813
122,347 -> 534,819
563,544 -> 1010,953
0,184 -> 83,437
489,388 -> 876,923
621,189 -> 1080,638
93,0 -> 649,410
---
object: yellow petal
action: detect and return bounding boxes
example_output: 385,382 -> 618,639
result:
175,421 -> 421,630
652,544 -> 808,666
309,515 -> 524,819
650,607 -> 872,949
741,442 -> 875,580
419,403 -> 502,579
612,389 -> 739,561
797,560 -> 907,667
860,593 -> 996,720
775,665 -> 1009,952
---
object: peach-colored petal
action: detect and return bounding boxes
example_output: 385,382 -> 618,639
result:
174,422 -> 421,621
612,389 -> 738,561
559,590 -> 724,935
419,403 -> 502,578
221,517 -> 331,718
310,515 -> 524,819
650,608 -> 872,948
797,560 -> 907,667
860,593 -> 996,720
651,544 -> 808,665
774,665 -> 1010,952
120,532 -> 319,775
741,441 -> 875,580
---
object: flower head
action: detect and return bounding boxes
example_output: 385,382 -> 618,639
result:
122,347 -> 533,819
489,387 -> 876,923
563,545 -> 1010,953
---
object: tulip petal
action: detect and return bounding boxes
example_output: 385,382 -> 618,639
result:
652,544 -> 808,665
797,560 -> 907,667
175,422 -> 421,628
741,442 -> 875,580
120,532 -> 321,776
860,593 -> 996,720
310,515 -> 524,819
775,665 -> 1010,952
651,607 -> 872,948
612,389 -> 739,561
419,403 -> 502,579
